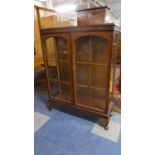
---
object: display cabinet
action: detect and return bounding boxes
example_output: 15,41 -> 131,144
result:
40,24 -> 119,129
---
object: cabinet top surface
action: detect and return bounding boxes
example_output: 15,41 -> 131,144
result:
76,6 -> 110,12
40,24 -> 120,35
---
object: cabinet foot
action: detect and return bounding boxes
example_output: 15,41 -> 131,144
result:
100,117 -> 110,130
104,125 -> 109,130
47,100 -> 53,111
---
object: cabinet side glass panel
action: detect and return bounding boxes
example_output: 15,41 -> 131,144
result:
56,38 -> 69,60
58,61 -> 71,82
45,37 -> 72,102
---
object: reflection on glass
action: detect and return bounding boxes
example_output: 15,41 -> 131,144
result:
91,88 -> 106,101
59,83 -> 72,101
45,37 -> 72,102
91,65 -> 107,88
75,36 -> 108,63
75,36 -> 90,62
76,86 -> 89,106
56,37 -> 68,60
76,64 -> 89,85
91,36 -> 108,63
58,62 -> 71,82
90,88 -> 106,109
54,37 -> 72,101
75,35 -> 109,110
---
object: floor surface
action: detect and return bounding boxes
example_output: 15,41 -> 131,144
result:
34,92 -> 121,155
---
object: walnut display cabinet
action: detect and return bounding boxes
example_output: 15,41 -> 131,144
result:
40,24 -> 119,129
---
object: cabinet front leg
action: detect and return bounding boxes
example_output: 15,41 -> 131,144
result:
101,117 -> 110,130
48,99 -> 53,111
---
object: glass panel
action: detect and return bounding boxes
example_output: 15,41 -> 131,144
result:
91,36 -> 108,64
76,86 -> 89,106
55,37 -> 72,102
56,38 -> 68,60
59,62 -> 71,82
75,35 -> 109,110
49,81 -> 59,97
76,64 -> 89,85
49,81 -> 72,101
91,65 -> 107,88
57,83 -> 72,101
75,36 -> 90,62
48,66 -> 58,80
90,88 -> 106,109
45,36 -> 72,103
76,86 -> 106,110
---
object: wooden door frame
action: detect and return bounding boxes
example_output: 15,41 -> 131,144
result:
71,31 -> 113,113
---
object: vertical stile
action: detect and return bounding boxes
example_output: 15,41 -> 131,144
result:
112,42 -> 117,96
70,34 -> 76,104
89,36 -> 92,106
42,39 -> 52,97
36,7 -> 51,97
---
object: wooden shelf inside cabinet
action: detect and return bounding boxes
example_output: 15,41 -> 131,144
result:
76,84 -> 106,91
41,24 -> 120,128
48,79 -> 73,102
75,62 -> 107,66
54,93 -> 73,103
56,60 -> 69,63
49,78 -> 71,85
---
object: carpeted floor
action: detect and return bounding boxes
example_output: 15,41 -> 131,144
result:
34,92 -> 121,155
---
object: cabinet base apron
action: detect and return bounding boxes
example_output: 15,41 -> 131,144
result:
47,98 -> 114,130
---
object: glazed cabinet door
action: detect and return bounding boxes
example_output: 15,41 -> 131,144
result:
43,34 -> 73,104
71,32 -> 112,111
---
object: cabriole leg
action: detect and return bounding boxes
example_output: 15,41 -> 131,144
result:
47,99 -> 53,111
101,117 -> 110,130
